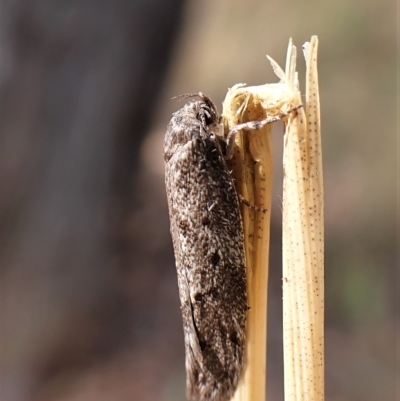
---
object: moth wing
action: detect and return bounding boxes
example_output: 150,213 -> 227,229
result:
165,106 -> 246,401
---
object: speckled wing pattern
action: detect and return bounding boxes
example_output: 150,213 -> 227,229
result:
164,94 -> 247,401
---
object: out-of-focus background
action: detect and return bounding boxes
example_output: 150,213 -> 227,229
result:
0,1 -> 397,401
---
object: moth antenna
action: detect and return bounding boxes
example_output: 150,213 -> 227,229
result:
172,92 -> 204,101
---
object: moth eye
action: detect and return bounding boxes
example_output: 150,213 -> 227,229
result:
194,293 -> 202,302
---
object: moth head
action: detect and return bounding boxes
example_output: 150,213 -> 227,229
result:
197,92 -> 220,127
172,92 -> 220,128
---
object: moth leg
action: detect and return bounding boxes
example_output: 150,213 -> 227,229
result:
224,104 -> 303,159
238,194 -> 267,214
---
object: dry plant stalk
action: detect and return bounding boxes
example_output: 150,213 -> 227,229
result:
222,91 -> 274,401
282,37 -> 324,401
221,36 -> 323,401
221,51 -> 301,401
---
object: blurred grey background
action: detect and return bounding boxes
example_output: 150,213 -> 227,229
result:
0,1 -> 397,401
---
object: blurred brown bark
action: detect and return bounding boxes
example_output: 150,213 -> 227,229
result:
0,1 -> 185,400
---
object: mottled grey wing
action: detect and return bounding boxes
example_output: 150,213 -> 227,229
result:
164,103 -> 247,401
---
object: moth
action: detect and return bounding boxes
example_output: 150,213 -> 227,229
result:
164,93 -> 247,401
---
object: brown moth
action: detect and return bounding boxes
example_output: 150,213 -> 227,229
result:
164,93 -> 247,401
